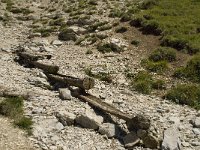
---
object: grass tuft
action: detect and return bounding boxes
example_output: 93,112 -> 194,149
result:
165,84 -> 200,109
0,96 -> 33,134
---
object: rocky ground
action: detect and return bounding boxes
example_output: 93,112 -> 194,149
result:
0,0 -> 200,150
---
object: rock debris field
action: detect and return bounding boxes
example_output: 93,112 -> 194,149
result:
0,0 -> 200,150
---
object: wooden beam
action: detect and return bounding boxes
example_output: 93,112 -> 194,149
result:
47,74 -> 95,90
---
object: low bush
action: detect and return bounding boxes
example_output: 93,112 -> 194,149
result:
108,9 -> 123,18
152,79 -> 166,90
141,59 -> 168,73
97,43 -> 121,53
174,54 -> 200,82
149,47 -> 177,62
33,27 -> 57,37
10,7 -> 33,15
131,71 -> 165,94
138,0 -> 158,10
165,84 -> 200,109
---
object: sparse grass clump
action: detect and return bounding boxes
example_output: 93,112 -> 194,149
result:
97,43 -> 120,53
0,96 -> 33,134
108,9 -> 123,18
33,27 -> 57,37
174,54 -> 200,82
165,84 -> 200,109
87,21 -> 108,32
10,7 -> 33,15
85,68 -> 112,83
131,71 -> 165,94
49,18 -> 65,26
141,59 -> 168,73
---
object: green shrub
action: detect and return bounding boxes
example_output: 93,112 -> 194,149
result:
115,26 -> 128,33
165,84 -> 200,109
152,79 -> 166,90
97,72 -> 113,83
141,59 -> 168,73
87,21 -> 108,32
15,117 -> 33,128
88,0 -> 97,5
0,96 -> 23,118
173,67 -> 186,78
134,71 -> 152,82
10,7 -> 33,15
98,25 -> 112,31
134,80 -> 152,94
120,13 -> 132,22
0,96 -> 33,134
49,18 -> 65,26
174,54 -> 200,82
97,43 -> 121,53
109,9 -> 123,18
33,27 -> 56,37
149,47 -> 177,62
139,0 -> 158,9
132,71 -> 153,94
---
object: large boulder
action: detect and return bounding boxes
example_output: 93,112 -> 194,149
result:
75,109 -> 103,130
162,126 -> 181,150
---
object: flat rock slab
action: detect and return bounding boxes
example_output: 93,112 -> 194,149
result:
162,126 -> 181,150
98,123 -> 119,138
75,109 -> 103,130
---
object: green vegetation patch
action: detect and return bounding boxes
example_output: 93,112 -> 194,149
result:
131,0 -> 200,54
0,96 -> 33,134
149,47 -> 176,62
174,54 -> 200,82
141,59 -> 169,73
165,84 -> 200,109
130,71 -> 165,94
